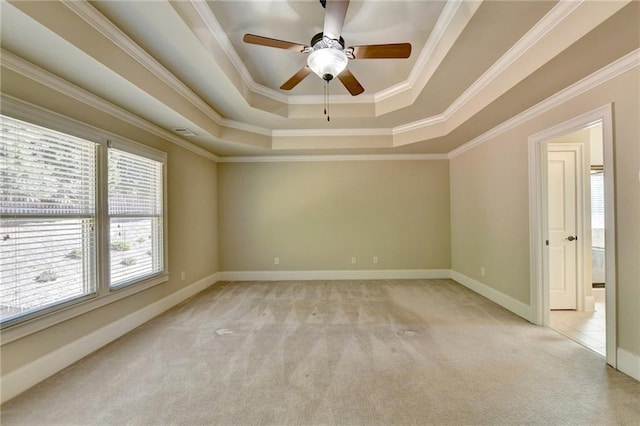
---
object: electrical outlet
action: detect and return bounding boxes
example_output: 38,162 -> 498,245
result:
480,267 -> 485,277
181,271 -> 185,281
373,256 -> 379,264
274,257 -> 280,265
351,257 -> 357,264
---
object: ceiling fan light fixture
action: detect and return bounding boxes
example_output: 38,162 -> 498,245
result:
307,47 -> 347,81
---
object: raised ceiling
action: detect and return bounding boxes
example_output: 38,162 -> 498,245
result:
0,0 -> 637,157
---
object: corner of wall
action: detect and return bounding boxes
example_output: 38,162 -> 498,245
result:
450,270 -> 533,322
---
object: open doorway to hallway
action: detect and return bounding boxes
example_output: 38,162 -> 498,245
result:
529,105 -> 616,368
545,122 -> 606,356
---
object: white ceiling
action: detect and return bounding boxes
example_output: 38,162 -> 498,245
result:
0,0 -> 636,157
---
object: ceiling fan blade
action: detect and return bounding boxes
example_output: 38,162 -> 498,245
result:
337,68 -> 364,96
243,34 -> 307,52
350,43 -> 412,59
323,0 -> 350,40
280,66 -> 312,90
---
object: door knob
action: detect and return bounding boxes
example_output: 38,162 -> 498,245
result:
566,235 -> 578,241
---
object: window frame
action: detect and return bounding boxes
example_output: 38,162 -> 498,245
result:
0,99 -> 168,344
106,140 -> 167,289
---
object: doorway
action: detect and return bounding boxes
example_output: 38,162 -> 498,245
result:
546,125 -> 605,355
528,105 -> 616,368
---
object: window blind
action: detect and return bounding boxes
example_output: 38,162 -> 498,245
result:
108,148 -> 163,287
591,171 -> 605,249
0,116 -> 97,323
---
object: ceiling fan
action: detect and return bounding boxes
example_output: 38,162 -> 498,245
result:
242,0 -> 412,96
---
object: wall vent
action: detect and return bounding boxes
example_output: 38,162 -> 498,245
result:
173,127 -> 197,137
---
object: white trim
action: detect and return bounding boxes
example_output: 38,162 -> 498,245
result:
0,51 -> 219,162
3,39 -> 637,160
375,0 -> 476,103
0,272 -> 221,404
219,269 -> 452,282
0,99 -> 171,343
272,127 -> 392,138
285,93 -> 376,105
189,0 -> 471,107
448,49 -> 640,159
188,0 -> 287,106
61,0 -> 270,138
444,1 -> 582,120
601,111 -> 617,365
617,348 -> 640,382
218,153 -> 448,163
107,137 -> 167,163
392,115 -> 446,135
62,1 -> 221,124
528,104 -> 617,367
450,271 -> 533,322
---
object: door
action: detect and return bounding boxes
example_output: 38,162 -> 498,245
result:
548,146 -> 579,309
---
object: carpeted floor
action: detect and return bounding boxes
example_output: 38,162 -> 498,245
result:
2,279 -> 639,425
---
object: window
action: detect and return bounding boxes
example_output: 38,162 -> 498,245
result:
590,170 -> 605,248
0,117 -> 97,323
108,148 -> 164,287
0,114 -> 166,328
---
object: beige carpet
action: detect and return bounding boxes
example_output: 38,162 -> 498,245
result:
2,279 -> 639,425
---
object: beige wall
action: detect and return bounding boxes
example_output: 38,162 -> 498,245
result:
0,69 -> 219,375
450,68 -> 640,357
218,160 -> 451,271
1,60 -> 637,386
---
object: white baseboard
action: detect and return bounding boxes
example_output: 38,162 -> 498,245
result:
0,272 -> 220,404
219,269 -> 452,281
450,270 -> 533,322
617,347 -> 640,382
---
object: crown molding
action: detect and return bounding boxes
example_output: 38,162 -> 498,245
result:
218,118 -> 273,137
392,114 -> 446,136
188,0 -> 372,106
285,93 -> 376,105
188,0 -> 288,105
388,0 -> 586,139
188,0 -> 474,108
0,49 -> 219,162
6,45 -> 636,162
272,127 -> 391,138
375,0 -> 476,103
218,153 -> 448,163
61,0 -> 221,122
58,0 -> 595,146
4,44 -> 637,162
61,0 -> 271,138
448,48 -> 640,159
443,0 -> 583,120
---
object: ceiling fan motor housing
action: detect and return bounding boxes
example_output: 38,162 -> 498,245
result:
307,32 -> 348,80
310,32 -> 345,49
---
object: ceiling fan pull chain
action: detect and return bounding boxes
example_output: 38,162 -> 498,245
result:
326,80 -> 331,122
323,80 -> 327,116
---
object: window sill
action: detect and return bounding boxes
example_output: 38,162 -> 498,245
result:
0,273 -> 169,345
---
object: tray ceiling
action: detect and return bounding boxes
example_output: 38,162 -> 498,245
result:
0,0 -> 637,157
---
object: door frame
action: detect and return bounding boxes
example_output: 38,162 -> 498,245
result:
528,104 -> 616,367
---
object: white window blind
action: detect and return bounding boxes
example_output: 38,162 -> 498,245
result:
591,171 -> 605,249
1,115 -> 97,324
108,148 -> 164,287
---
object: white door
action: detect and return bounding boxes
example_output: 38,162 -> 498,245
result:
548,147 -> 579,309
